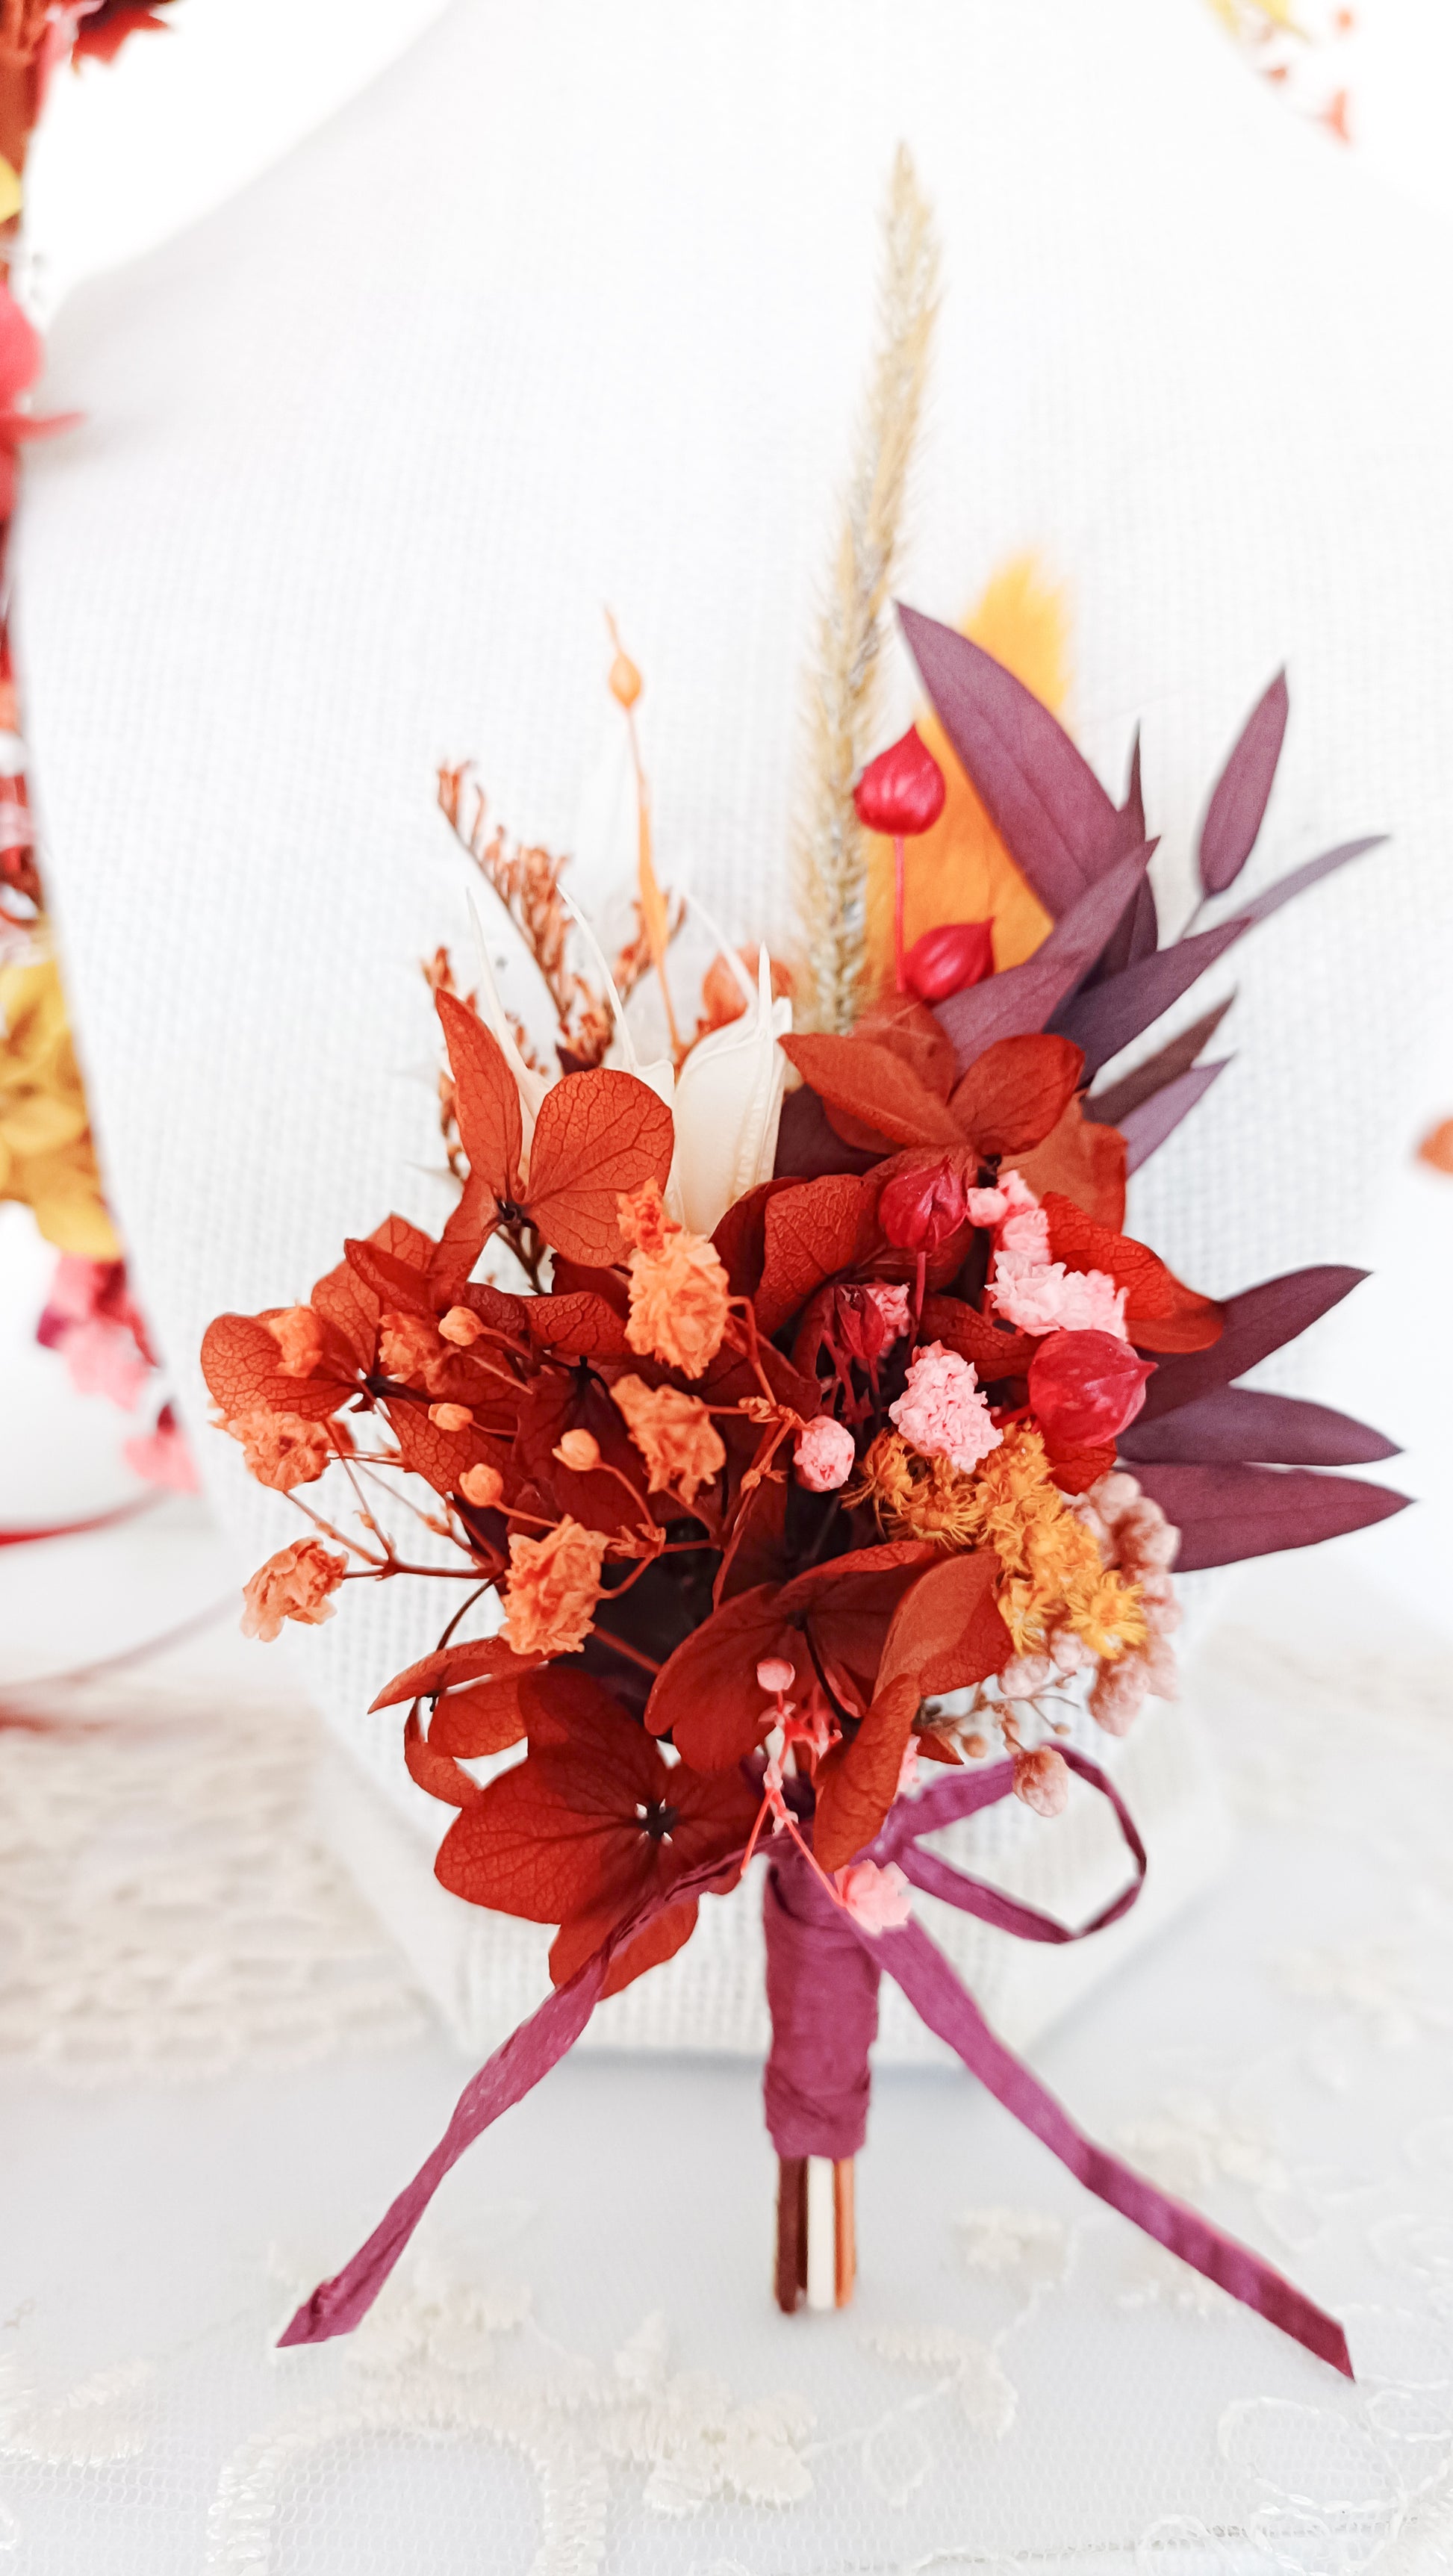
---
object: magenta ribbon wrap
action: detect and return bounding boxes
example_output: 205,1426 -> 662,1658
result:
279,1752 -> 1352,2380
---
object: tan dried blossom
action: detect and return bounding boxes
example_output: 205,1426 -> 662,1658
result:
500,1516 -> 609,1658
617,1179 -> 730,1378
241,1537 -> 347,1641
611,1375 -> 726,1508
268,1305 -> 324,1378
379,1311 -> 441,1384
223,1408 -> 340,1493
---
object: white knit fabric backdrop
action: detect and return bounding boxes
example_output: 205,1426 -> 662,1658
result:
12,0 -> 1453,2042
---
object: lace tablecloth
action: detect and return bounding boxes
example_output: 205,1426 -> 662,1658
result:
3,1562 -> 1452,2576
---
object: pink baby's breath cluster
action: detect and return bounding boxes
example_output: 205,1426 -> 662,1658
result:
1079,1470 -> 1180,1733
975,1169 -> 1129,1340
889,1340 -> 1001,1475
794,1415 -> 857,1492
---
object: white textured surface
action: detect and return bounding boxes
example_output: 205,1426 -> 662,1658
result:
12,0 -> 1453,2041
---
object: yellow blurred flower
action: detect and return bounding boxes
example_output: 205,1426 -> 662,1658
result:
0,945 -> 119,1258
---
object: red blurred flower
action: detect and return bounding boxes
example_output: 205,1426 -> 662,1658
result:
1027,1328 -> 1154,1450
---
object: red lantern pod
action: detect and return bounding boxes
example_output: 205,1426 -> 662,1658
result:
901,918 -> 995,1004
1028,1329 -> 1156,1450
852,725 -> 947,836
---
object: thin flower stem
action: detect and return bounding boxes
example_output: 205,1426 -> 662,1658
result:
893,835 -> 906,991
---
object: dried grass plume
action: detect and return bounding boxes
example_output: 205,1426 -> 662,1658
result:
794,144 -> 940,1032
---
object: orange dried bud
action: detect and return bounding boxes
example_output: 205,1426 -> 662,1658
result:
609,650 -> 643,710
459,1463 -> 504,1510
438,1306 -> 484,1347
553,1428 -> 602,1472
756,1657 -> 796,1694
429,1402 -> 473,1431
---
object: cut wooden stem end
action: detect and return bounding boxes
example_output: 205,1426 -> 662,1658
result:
774,2155 -> 855,2312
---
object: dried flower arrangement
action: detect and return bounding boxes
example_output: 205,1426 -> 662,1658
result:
202,156 -> 1403,2373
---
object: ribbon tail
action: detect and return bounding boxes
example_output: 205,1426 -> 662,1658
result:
276,1842 -> 747,2347
868,1914 -> 1354,2380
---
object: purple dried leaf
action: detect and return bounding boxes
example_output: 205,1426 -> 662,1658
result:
935,844 -> 1154,1071
1120,1386 -> 1400,1468
1137,1266 -> 1368,1422
898,603 -> 1120,915
1085,995 -> 1236,1128
1051,918 -> 1247,1081
1233,835 -> 1385,927
1118,1059 -> 1229,1174
1130,1460 -> 1409,1571
1197,671 -> 1288,897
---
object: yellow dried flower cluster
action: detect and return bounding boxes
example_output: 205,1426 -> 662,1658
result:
853,1420 -> 1147,1660
0,951 -> 118,1258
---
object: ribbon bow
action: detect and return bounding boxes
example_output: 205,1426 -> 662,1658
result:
279,1753 -> 1351,2379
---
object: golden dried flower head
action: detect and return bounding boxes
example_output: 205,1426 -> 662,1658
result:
438,1305 -> 483,1348
460,1462 -> 504,1511
429,1402 -> 473,1432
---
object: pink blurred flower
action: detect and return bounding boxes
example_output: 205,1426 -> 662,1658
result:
122,1406 -> 199,1493
864,1283 -> 912,1343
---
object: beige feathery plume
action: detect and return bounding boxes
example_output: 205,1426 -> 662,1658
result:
794,144 -> 939,1033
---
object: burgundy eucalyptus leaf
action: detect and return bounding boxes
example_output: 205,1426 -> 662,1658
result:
1120,1386 -> 1400,1468
935,844 -> 1154,1070
1137,1266 -> 1367,1422
1198,672 -> 1288,897
1118,1060 -> 1229,1174
1090,874 -> 1160,986
1129,1460 -> 1409,1570
1086,996 -> 1236,1128
1051,918 -> 1247,1082
1231,835 -> 1385,927
898,603 -> 1121,915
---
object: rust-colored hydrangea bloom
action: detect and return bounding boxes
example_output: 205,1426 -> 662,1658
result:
617,1178 -> 729,1378
500,1516 -> 609,1658
241,1537 -> 347,1641
223,1407 -> 340,1492
611,1374 -> 726,1508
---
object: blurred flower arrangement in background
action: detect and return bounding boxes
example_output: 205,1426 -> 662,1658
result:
0,0 -> 195,1505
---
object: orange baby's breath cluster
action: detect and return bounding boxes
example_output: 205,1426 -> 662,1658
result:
617,1179 -> 731,1378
